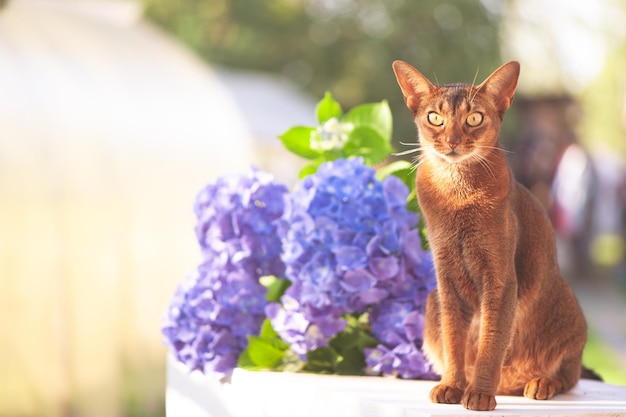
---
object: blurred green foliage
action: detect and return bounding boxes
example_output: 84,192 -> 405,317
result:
583,329 -> 626,386
142,0 -> 502,144
580,43 -> 626,157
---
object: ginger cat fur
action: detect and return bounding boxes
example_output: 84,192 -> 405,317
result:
392,60 -> 587,411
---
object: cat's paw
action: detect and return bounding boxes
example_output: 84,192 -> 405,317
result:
524,377 -> 563,400
429,384 -> 463,404
462,390 -> 497,411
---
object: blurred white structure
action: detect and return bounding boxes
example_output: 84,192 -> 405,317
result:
0,0 -> 312,415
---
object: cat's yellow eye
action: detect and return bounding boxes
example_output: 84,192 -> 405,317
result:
466,112 -> 483,127
427,112 -> 444,126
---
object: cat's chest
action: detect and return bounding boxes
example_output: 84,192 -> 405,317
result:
416,161 -> 506,214
416,172 -> 507,245
417,173 -> 489,214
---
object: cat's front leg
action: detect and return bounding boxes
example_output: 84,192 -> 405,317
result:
463,279 -> 517,411
429,282 -> 472,404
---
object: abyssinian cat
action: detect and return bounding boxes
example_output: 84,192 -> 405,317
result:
392,60 -> 587,411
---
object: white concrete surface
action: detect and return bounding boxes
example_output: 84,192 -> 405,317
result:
167,356 -> 626,417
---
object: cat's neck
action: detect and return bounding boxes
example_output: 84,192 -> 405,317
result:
417,145 -> 511,207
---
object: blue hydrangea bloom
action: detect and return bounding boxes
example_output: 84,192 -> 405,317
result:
163,159 -> 438,379
162,168 -> 288,377
194,168 -> 287,278
271,157 -> 437,377
364,341 -> 435,380
365,298 -> 438,379
162,261 -> 268,376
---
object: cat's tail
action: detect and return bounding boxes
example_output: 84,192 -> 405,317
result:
581,366 -> 603,381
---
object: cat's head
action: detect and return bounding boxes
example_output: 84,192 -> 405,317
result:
392,61 -> 519,165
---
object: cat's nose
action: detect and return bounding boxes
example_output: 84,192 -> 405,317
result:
446,136 -> 461,149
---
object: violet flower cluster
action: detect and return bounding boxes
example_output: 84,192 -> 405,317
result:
268,158 -> 438,379
162,158 -> 438,379
161,168 -> 288,377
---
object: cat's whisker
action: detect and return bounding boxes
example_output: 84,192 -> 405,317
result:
472,152 -> 497,181
476,145 -> 514,155
393,148 -> 422,157
467,67 -> 481,102
471,67 -> 480,88
394,141 -> 427,157
473,158 -> 492,180
398,141 -> 424,149
469,78 -> 485,103
411,154 -> 427,171
483,160 -> 497,181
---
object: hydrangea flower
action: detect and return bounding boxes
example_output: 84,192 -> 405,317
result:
277,158 -> 417,310
162,261 -> 268,376
269,157 -> 437,378
194,167 -> 287,278
264,294 -> 341,357
163,158 -> 437,379
162,168 -> 288,377
365,298 -> 438,379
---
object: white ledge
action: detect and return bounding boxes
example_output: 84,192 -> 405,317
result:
166,355 -> 626,417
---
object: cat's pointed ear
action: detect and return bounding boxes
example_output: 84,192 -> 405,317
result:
478,61 -> 520,116
392,60 -> 436,113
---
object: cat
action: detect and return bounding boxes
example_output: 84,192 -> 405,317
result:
392,60 -> 588,411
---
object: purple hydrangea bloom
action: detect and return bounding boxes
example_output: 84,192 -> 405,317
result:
364,342 -> 434,380
265,294 -> 344,357
194,168 -> 288,278
365,298 -> 438,379
271,157 -> 438,377
163,159 -> 438,379
162,261 -> 267,376
162,168 -> 288,377
277,158 -> 417,311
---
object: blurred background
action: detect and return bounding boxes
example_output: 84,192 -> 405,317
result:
1,0 -> 625,416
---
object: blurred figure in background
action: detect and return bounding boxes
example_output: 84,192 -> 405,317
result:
551,142 -> 597,278
509,96 -> 597,278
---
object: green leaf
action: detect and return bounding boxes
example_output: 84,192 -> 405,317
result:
407,188 -> 421,215
343,101 -> 393,143
259,276 -> 291,302
259,320 -> 289,351
298,164 -> 318,178
237,348 -> 260,370
299,161 -> 320,178
245,336 -> 286,369
331,323 -> 378,375
239,319 -> 291,371
344,126 -> 393,165
259,318 -> 279,339
301,314 -> 379,376
304,346 -> 340,374
330,318 -> 378,353
334,347 -> 367,375
316,91 -> 343,124
375,160 -> 413,181
279,126 -> 321,159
